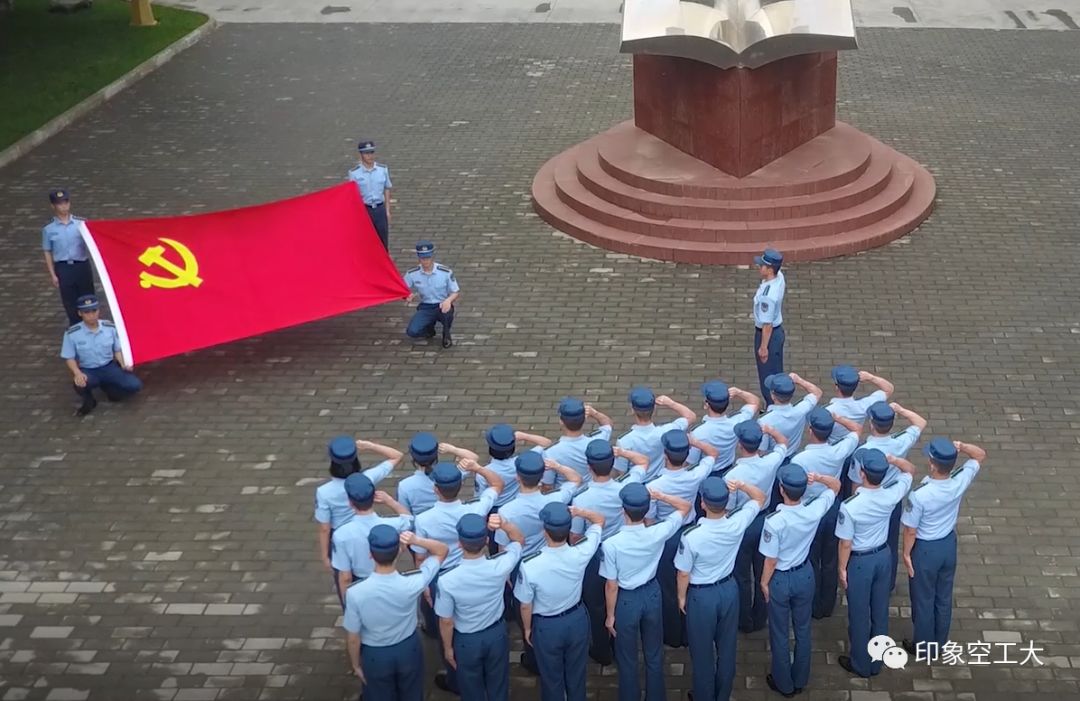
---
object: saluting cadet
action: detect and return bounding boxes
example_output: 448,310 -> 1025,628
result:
331,475 -> 413,600
901,438 -> 986,653
794,409 -> 862,619
646,431 -> 718,648
614,388 -> 697,479
436,514 -> 526,701
570,442 -> 649,666
835,449 -> 916,678
515,503 -> 605,701
347,140 -> 393,249
825,365 -> 895,442
675,477 -> 766,701
404,240 -> 460,348
314,435 -> 401,600
397,432 -> 440,516
853,401 -> 929,592
759,466 -> 841,698
459,424 -> 551,514
725,421 -> 788,633
687,381 -> 760,474
61,294 -> 142,416
601,484 -> 692,701
412,460 -> 505,693
758,372 -> 823,459
542,399 -> 615,490
752,248 -> 786,406
343,526 -> 447,701
42,189 -> 95,326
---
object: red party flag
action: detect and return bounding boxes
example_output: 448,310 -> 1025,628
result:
80,183 -> 409,366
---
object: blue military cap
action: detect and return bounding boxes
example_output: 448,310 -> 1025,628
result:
432,462 -> 463,487
661,429 -> 690,461
357,140 -> 376,153
558,397 -> 586,420
620,482 -> 651,509
701,380 -> 730,405
734,420 -> 763,450
456,514 -> 488,544
585,439 -> 614,468
415,240 -> 435,258
328,436 -> 357,463
923,437 -> 958,467
778,463 -> 808,495
831,365 -> 860,390
868,401 -> 895,427
765,373 -> 795,398
49,188 -> 70,204
854,448 -> 888,478
485,423 -> 515,450
367,524 -> 399,554
629,386 -> 655,411
75,294 -> 99,312
539,502 -> 572,530
515,451 -> 545,476
344,473 -> 375,503
808,407 -> 835,436
753,248 -> 784,268
409,432 -> 439,462
700,476 -> 730,509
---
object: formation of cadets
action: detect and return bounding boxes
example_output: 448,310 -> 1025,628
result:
314,369 -> 987,701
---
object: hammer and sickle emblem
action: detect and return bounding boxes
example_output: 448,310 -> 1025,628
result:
138,238 -> 203,289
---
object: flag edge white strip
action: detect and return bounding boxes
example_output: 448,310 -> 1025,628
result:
79,220 -> 135,367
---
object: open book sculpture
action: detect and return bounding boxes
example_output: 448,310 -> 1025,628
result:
621,0 -> 858,69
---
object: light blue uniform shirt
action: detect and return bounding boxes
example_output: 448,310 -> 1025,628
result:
514,524 -> 602,616
42,216 -> 88,262
60,321 -> 120,369
343,557 -> 439,647
825,390 -> 887,442
723,445 -> 787,511
645,457 -> 716,525
759,395 -> 819,457
901,460 -> 980,540
411,489 -> 499,570
615,418 -> 690,480
313,460 -> 395,529
347,163 -> 392,206
835,472 -> 913,551
479,446 -> 543,507
849,426 -> 922,486
542,426 -> 614,488
687,407 -> 755,468
674,501 -> 761,584
403,264 -> 459,304
759,492 -> 837,569
600,511 -> 684,589
570,468 -> 646,541
435,543 -> 523,632
397,470 -> 436,516
493,483 -> 578,555
753,271 -> 785,328
795,434 -> 859,498
331,513 -> 413,578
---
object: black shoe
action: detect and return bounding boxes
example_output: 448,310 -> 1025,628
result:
433,671 -> 459,695
425,328 -> 436,338
519,652 -> 539,676
766,674 -> 797,698
902,638 -> 917,655
837,655 -> 868,678
75,396 -> 97,417
687,693 -> 694,701
441,335 -> 453,348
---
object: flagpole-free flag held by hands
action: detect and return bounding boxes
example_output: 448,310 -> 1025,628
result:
80,183 -> 409,366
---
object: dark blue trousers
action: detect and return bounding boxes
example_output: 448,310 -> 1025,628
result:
77,361 -> 142,402
533,603 -> 589,701
658,525 -> 689,648
909,531 -> 957,648
406,303 -> 454,340
582,549 -> 613,665
767,562 -> 815,695
887,503 -> 903,592
423,575 -> 458,691
454,622 -> 509,701
809,496 -> 841,618
55,260 -> 94,326
366,202 -> 389,249
613,579 -> 664,701
845,546 -> 892,677
754,324 -> 785,407
510,565 -> 538,673
360,631 -> 423,701
685,577 -> 738,701
735,511 -> 767,632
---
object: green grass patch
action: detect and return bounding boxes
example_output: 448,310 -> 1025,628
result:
0,0 -> 208,150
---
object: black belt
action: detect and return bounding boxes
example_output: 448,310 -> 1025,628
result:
619,577 -> 657,593
54,259 -> 88,266
365,202 -> 385,208
689,573 -> 734,589
779,560 -> 809,573
458,619 -> 503,634
534,602 -> 582,619
852,543 -> 888,557
916,531 -> 956,544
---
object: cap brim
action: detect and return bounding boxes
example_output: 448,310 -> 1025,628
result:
417,252 -> 434,258
753,256 -> 767,266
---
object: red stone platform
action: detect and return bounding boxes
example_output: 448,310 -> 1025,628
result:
531,120 -> 936,264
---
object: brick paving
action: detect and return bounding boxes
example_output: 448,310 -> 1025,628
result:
0,23 -> 1078,701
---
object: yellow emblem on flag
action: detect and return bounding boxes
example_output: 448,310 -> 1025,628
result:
138,238 -> 203,289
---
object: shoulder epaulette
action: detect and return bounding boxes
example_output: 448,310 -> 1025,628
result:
486,551 -> 507,560
615,471 -> 633,482
844,493 -> 860,503
690,421 -> 705,432
436,265 -> 451,273
462,497 -> 480,505
402,568 -> 424,576
348,577 -> 366,588
765,510 -> 781,519
406,266 -> 419,273
618,431 -> 633,441
890,430 -> 907,439
101,320 -> 115,327
65,324 -> 80,334
572,485 -> 588,498
949,466 -> 965,478
803,495 -> 819,506
570,536 -> 589,547
588,429 -> 604,437
882,479 -> 898,490
724,505 -> 743,518
522,551 -> 542,563
682,523 -> 701,535
912,481 -> 928,491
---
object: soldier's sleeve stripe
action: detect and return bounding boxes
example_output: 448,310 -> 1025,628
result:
406,266 -> 420,273
522,552 -> 542,562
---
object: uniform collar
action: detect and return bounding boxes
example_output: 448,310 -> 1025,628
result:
802,442 -> 828,452
623,522 -> 645,530
419,263 -> 439,275
413,469 -> 432,479
630,422 -> 655,432
703,413 -> 730,422
541,543 -> 568,555
434,499 -> 462,509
